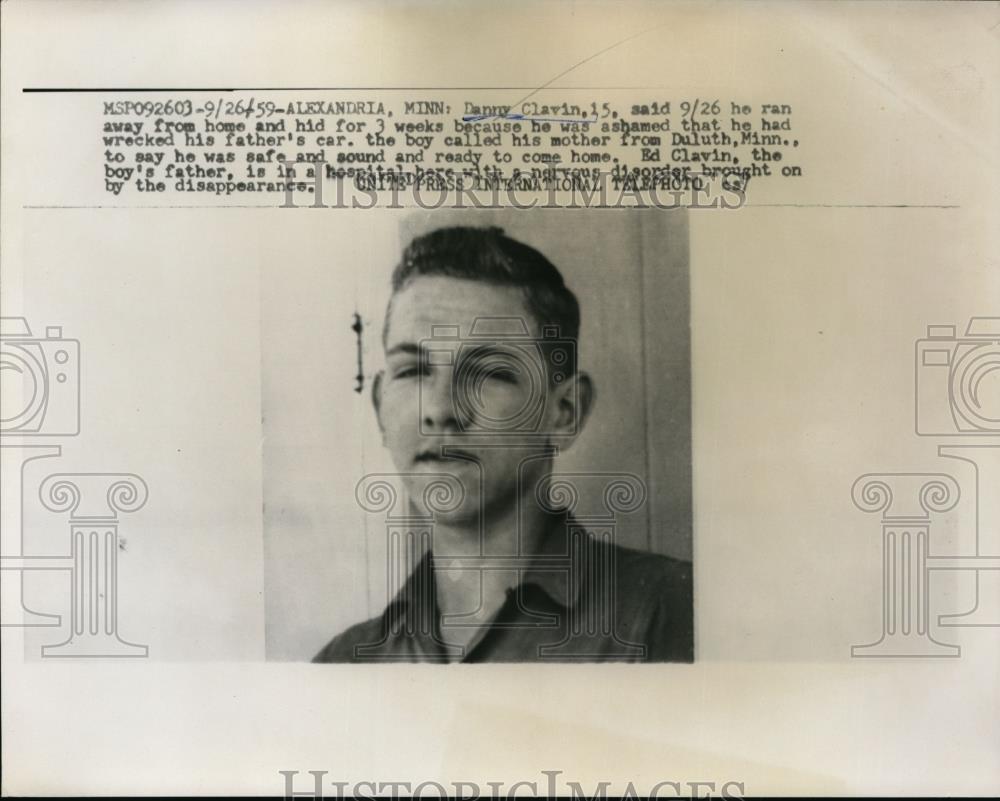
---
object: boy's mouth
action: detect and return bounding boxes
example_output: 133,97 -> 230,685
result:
414,447 -> 478,464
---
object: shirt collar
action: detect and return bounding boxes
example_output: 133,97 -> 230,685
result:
516,511 -> 587,608
383,510 -> 590,627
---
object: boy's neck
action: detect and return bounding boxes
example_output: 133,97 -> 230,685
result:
430,493 -> 554,560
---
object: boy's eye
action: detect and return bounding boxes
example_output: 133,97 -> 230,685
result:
486,367 -> 519,384
393,364 -> 423,379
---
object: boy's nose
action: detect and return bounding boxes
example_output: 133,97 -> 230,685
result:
421,371 -> 462,431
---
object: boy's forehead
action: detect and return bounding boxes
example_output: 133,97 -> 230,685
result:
385,276 -> 537,343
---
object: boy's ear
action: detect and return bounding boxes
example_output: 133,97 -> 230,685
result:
551,370 -> 595,443
372,370 -> 385,433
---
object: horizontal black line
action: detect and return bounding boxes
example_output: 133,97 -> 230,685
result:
23,203 -> 962,210
24,88 -> 245,93
23,204 -> 278,209
745,203 -> 960,208
23,86 -> 656,93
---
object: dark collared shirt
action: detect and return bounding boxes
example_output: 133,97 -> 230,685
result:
314,520 -> 693,663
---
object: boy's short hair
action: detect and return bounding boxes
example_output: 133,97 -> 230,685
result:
389,226 -> 581,347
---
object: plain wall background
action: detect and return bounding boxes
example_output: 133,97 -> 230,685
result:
261,208 -> 692,661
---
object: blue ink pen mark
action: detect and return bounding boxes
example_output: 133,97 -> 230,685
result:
461,112 -> 598,125
352,312 -> 364,394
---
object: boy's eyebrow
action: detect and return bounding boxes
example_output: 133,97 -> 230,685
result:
459,344 -> 517,362
385,342 -> 422,358
385,342 -> 520,363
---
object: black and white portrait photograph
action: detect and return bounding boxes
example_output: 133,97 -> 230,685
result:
262,209 -> 693,662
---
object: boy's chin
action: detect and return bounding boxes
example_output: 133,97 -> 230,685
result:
404,480 -> 517,526
426,505 -> 482,529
